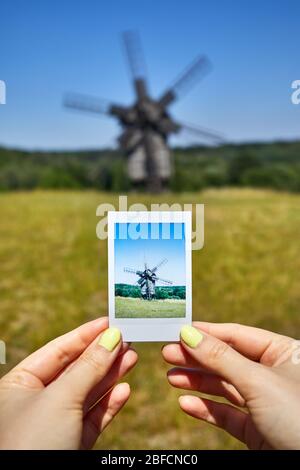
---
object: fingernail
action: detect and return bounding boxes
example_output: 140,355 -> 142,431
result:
180,325 -> 203,348
98,327 -> 121,351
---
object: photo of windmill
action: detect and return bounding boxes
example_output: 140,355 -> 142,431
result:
64,30 -> 223,193
114,222 -> 187,319
124,258 -> 173,301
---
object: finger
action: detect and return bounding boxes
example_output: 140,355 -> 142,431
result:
167,368 -> 245,407
180,325 -> 261,398
13,318 -> 108,385
162,343 -> 203,368
162,343 -> 236,375
83,348 -> 138,414
193,322 -> 293,364
179,395 -> 249,444
56,341 -> 130,381
55,327 -> 122,403
82,383 -> 130,449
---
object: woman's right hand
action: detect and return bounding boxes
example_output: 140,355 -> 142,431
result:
162,322 -> 300,449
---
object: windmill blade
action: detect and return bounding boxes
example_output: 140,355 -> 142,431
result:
157,117 -> 181,135
64,93 -> 111,115
159,55 -> 212,108
124,267 -> 143,275
118,128 -> 142,152
151,258 -> 168,273
156,277 -> 173,285
64,92 -> 131,121
122,30 -> 148,100
122,30 -> 147,79
179,121 -> 225,144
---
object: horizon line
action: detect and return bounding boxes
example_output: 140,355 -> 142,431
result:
1,137 -> 300,154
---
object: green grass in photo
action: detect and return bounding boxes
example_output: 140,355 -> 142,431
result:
115,296 -> 186,318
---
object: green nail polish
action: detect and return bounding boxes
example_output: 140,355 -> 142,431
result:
99,327 -> 121,351
180,325 -> 203,348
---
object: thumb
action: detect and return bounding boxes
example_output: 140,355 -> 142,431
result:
180,325 -> 261,399
55,327 -> 122,403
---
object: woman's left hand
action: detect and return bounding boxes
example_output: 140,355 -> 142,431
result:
0,317 -> 137,449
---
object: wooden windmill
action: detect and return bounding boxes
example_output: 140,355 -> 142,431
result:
124,258 -> 172,300
64,31 -> 222,192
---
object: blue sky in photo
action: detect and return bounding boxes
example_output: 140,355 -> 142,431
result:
1,0 -> 300,149
114,223 -> 186,286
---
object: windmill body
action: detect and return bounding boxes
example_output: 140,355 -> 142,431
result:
64,31 -> 223,192
127,131 -> 171,184
124,258 -> 172,300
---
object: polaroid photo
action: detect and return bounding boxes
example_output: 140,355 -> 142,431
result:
108,211 -> 192,342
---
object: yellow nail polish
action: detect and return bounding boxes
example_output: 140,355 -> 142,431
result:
98,327 -> 121,352
180,325 -> 203,348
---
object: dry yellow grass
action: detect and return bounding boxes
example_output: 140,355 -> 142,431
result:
0,188 -> 300,449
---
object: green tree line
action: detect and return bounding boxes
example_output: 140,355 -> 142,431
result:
115,283 -> 186,300
1,141 -> 300,192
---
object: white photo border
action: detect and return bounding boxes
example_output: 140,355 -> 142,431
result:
108,211 -> 192,342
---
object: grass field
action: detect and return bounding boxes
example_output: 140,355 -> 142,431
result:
0,188 -> 300,449
115,296 -> 186,318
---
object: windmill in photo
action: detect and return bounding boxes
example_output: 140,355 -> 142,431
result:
124,258 -> 172,300
64,31 -> 223,192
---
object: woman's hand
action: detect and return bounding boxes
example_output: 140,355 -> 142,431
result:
162,322 -> 300,450
0,318 -> 138,449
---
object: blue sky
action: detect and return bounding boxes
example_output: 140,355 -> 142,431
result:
114,223 -> 186,285
1,0 -> 300,149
